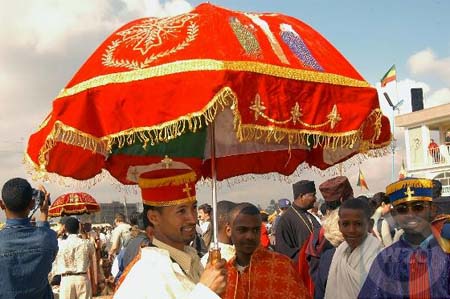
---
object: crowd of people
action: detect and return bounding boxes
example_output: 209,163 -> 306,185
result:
0,171 -> 449,299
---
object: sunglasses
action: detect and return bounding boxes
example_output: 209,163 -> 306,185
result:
394,202 -> 429,215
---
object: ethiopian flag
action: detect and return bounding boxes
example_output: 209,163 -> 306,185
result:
380,65 -> 396,87
357,169 -> 369,191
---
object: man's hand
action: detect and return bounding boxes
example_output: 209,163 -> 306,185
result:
199,258 -> 227,295
38,185 -> 50,222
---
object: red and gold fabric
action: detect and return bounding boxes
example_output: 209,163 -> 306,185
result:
431,214 -> 450,253
26,3 -> 391,185
138,168 -> 197,206
48,192 -> 100,217
222,247 -> 311,299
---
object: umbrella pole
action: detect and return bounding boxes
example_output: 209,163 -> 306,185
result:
209,121 -> 221,264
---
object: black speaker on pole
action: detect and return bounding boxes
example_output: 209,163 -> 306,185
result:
411,88 -> 424,112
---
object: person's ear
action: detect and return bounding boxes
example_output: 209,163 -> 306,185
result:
368,218 -> 375,233
147,209 -> 161,227
225,223 -> 232,238
0,199 -> 5,210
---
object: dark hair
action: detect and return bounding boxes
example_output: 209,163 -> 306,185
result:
1,178 -> 33,212
198,203 -> 212,215
230,202 -> 261,224
339,198 -> 372,219
319,203 -> 327,216
143,205 -> 158,228
372,192 -> 390,205
129,211 -> 141,226
432,179 -> 442,199
65,217 -> 80,234
260,212 -> 269,222
216,200 -> 237,230
115,213 -> 127,223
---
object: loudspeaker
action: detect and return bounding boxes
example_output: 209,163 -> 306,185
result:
411,88 -> 424,112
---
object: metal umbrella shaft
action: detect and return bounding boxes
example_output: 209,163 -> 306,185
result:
209,121 -> 221,263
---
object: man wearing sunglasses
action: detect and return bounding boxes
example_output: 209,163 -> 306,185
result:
358,178 -> 450,299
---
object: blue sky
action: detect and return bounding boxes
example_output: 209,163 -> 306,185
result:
188,0 -> 450,89
0,0 -> 449,220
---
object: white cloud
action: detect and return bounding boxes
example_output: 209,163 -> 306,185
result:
426,88 -> 450,108
0,0 -> 192,54
408,48 -> 450,85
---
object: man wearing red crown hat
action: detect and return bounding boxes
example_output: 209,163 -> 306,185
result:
113,169 -> 227,299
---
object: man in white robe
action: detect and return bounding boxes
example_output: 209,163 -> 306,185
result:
113,169 -> 227,299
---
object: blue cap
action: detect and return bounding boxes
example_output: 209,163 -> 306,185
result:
278,198 -> 291,208
386,178 -> 433,206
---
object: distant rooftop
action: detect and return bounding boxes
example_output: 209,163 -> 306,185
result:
395,102 -> 450,128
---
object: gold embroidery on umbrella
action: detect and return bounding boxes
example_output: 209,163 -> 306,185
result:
58,60 -> 370,99
69,194 -> 79,203
249,94 -> 266,120
291,102 -> 302,125
327,104 -> 342,129
102,13 -> 199,70
250,94 -> 342,129
229,17 -> 262,59
245,13 -> 289,65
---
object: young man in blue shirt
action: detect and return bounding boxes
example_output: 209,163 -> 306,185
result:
0,178 -> 58,299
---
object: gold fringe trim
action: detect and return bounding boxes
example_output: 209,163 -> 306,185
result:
138,171 -> 197,188
57,59 -> 370,99
392,197 -> 432,206
386,178 -> 434,195
143,196 -> 196,207
30,86 -> 390,182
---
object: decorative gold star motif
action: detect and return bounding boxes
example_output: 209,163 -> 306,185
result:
69,194 -> 79,203
290,102 -> 302,125
404,186 -> 415,199
161,155 -> 173,169
327,104 -> 342,129
249,94 -> 266,121
182,183 -> 192,198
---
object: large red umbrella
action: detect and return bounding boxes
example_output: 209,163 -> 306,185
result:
48,192 -> 100,217
26,3 -> 390,186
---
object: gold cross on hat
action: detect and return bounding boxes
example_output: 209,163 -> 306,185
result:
161,155 -> 173,169
404,186 -> 415,199
183,183 -> 192,199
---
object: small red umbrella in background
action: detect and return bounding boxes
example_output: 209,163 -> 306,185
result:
48,192 -> 100,217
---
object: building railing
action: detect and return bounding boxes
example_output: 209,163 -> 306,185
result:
442,185 -> 450,196
428,145 -> 450,166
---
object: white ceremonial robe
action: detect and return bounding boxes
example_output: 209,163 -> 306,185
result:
324,234 -> 382,299
113,246 -> 220,299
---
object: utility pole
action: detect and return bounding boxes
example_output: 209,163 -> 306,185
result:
384,92 -> 404,182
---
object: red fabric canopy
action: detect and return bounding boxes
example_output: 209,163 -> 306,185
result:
26,3 -> 391,184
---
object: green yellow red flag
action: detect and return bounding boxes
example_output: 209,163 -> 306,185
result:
380,65 -> 396,87
357,168 -> 369,191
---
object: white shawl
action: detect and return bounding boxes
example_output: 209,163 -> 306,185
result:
324,234 -> 382,299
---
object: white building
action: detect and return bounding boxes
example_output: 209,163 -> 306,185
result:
395,102 -> 450,195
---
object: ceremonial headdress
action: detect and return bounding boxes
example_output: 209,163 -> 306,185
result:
385,178 -> 433,206
292,180 -> 316,200
319,176 -> 353,203
138,168 -> 197,206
